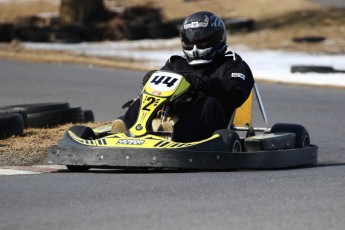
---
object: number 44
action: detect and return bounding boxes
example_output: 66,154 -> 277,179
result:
150,76 -> 178,88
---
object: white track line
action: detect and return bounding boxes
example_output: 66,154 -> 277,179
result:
0,165 -> 66,176
0,169 -> 42,175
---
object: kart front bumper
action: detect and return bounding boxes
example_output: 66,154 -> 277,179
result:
48,145 -> 318,170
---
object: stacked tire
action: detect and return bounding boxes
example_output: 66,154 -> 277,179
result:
0,113 -> 25,139
0,103 -> 94,139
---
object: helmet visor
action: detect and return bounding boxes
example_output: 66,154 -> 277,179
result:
181,27 -> 224,50
183,45 -> 213,64
182,39 -> 211,50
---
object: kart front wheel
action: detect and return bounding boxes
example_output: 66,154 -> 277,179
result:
66,126 -> 95,172
270,123 -> 310,148
68,125 -> 96,139
66,165 -> 91,172
214,129 -> 242,152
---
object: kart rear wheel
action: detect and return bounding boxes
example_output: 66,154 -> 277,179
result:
214,129 -> 242,152
270,123 -> 310,148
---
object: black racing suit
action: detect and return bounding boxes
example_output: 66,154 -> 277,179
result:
122,51 -> 255,142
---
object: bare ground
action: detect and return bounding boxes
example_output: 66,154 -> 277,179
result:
0,0 -> 344,166
0,122 -> 107,166
1,0 -> 344,55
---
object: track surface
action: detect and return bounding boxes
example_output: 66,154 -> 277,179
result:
0,59 -> 345,230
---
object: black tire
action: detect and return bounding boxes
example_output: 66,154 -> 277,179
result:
0,113 -> 24,139
291,65 -> 335,73
68,125 -> 96,139
14,26 -> 53,42
66,165 -> 91,172
270,123 -> 310,148
292,36 -> 325,43
0,102 -> 70,114
53,25 -> 85,43
291,65 -> 345,74
83,25 -> 107,42
214,129 -> 242,152
83,110 -> 95,123
167,18 -> 185,31
224,17 -> 255,33
0,110 -> 28,128
146,23 -> 179,39
126,25 -> 147,40
0,23 -> 15,42
27,107 -> 84,127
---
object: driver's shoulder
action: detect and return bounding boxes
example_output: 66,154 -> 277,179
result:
168,55 -> 187,64
224,51 -> 243,64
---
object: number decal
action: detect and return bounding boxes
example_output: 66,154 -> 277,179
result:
163,77 -> 178,87
147,71 -> 183,92
150,76 -> 178,88
142,96 -> 156,111
150,76 -> 165,85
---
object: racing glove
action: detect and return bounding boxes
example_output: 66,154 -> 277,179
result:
180,72 -> 206,91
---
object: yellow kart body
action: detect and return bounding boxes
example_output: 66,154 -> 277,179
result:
48,70 -> 318,171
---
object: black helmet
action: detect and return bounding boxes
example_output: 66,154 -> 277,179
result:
180,11 -> 227,65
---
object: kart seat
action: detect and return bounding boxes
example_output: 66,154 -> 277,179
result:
229,83 -> 269,131
232,90 -> 253,128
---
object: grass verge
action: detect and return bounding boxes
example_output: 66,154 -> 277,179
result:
0,122 -> 107,166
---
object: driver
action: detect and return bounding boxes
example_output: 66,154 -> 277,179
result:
112,11 -> 254,142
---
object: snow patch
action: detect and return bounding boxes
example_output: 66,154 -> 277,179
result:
22,38 -> 345,88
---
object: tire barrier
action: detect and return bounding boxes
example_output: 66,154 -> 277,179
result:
1,8 -> 257,43
0,113 -> 24,139
0,103 -> 95,139
291,65 -> 345,74
83,110 -> 95,123
145,23 -> 179,39
0,23 -> 15,42
292,36 -> 326,43
26,107 -> 84,128
0,6 -> 181,43
223,17 -> 255,33
0,103 -> 70,114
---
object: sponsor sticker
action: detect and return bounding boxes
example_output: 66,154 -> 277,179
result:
117,139 -> 145,145
231,73 -> 246,80
151,90 -> 162,96
184,15 -> 209,29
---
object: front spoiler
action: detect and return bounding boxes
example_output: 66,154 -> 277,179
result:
48,145 -> 318,170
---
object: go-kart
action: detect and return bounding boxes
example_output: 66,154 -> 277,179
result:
48,70 -> 318,171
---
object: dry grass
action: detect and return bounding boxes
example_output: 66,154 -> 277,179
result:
107,0 -> 345,54
0,122 -> 107,166
0,0 -> 344,166
0,44 -> 150,71
108,0 -> 321,21
0,0 -> 58,23
0,0 -> 344,55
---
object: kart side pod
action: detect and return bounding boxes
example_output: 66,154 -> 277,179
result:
244,133 -> 296,151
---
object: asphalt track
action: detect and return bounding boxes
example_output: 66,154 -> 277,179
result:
0,59 -> 345,230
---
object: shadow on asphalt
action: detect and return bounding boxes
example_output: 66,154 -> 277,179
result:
311,162 -> 345,168
54,162 -> 345,174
